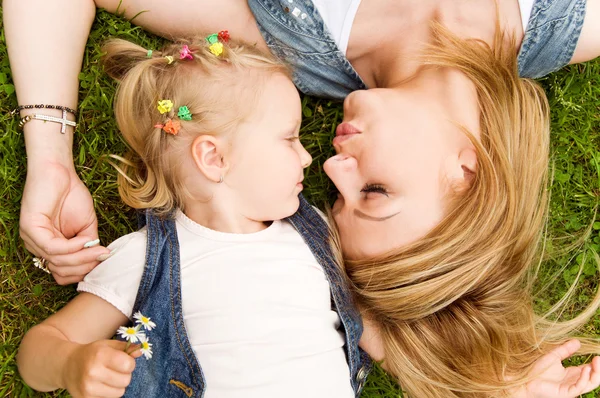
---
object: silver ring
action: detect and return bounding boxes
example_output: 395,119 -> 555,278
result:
33,257 -> 51,274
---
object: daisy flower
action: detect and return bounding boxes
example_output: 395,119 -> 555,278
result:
117,326 -> 145,344
139,335 -> 154,360
133,312 -> 157,331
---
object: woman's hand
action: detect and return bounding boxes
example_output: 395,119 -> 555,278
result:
20,160 -> 109,285
517,340 -> 600,398
63,340 -> 140,398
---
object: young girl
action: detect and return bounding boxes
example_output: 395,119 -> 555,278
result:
16,36 -> 370,397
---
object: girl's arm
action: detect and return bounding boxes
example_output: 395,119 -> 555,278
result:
570,0 -> 600,64
17,293 -> 138,397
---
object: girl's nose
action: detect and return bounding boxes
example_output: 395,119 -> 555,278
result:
323,154 -> 361,202
300,146 -> 312,169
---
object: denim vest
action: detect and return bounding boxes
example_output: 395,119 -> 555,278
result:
248,0 -> 587,99
121,195 -> 371,397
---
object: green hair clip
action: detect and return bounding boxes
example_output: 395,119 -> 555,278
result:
177,106 -> 192,121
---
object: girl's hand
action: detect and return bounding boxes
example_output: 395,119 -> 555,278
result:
20,161 -> 109,285
519,340 -> 600,398
63,340 -> 141,398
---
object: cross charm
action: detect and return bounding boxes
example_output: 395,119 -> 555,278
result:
28,109 -> 77,133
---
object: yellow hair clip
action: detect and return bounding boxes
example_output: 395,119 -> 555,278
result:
164,55 -> 174,65
209,42 -> 224,57
157,99 -> 173,114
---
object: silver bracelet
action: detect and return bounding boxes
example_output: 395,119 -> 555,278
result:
19,111 -> 77,134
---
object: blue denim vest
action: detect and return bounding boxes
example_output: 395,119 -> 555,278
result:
121,195 -> 371,397
517,0 -> 586,78
248,0 -> 587,99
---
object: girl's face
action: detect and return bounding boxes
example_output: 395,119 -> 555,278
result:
324,88 -> 477,260
226,73 -> 312,221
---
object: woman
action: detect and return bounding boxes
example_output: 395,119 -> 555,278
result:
5,0 -> 600,396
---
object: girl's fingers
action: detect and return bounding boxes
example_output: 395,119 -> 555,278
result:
102,368 -> 134,389
84,381 -> 126,398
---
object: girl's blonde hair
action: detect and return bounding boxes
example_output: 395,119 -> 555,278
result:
102,37 -> 289,214
343,23 -> 600,397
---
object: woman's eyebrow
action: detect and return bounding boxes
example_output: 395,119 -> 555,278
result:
354,209 -> 400,222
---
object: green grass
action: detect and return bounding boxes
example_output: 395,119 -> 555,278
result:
1,8 -> 599,398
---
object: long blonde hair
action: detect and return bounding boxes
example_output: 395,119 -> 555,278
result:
344,23 -> 600,397
102,37 -> 289,214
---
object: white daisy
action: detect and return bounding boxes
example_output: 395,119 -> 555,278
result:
133,312 -> 157,331
139,335 -> 153,360
117,326 -> 145,343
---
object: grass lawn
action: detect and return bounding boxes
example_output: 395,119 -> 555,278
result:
1,8 -> 599,398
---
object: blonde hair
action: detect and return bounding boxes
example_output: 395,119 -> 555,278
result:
102,37 -> 289,214
343,23 -> 600,397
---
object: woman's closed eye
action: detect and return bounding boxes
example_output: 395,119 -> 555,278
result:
361,183 -> 389,198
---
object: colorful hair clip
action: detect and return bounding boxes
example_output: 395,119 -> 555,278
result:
177,106 -> 192,121
146,49 -> 153,58
163,119 -> 181,135
157,99 -> 174,114
206,33 -> 219,45
217,30 -> 230,43
209,42 -> 224,57
164,55 -> 174,65
179,45 -> 194,60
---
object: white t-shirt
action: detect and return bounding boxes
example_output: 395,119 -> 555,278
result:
312,0 -> 362,54
78,211 -> 354,398
313,0 -> 535,55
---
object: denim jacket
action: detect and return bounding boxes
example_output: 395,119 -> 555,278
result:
121,195 -> 371,397
248,0 -> 587,99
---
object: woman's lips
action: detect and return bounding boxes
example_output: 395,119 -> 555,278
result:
333,122 -> 361,146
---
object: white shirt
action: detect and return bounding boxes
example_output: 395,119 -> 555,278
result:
312,0 -> 362,54
313,0 -> 535,55
78,211 -> 354,398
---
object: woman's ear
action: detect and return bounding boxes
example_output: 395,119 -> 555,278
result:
458,147 -> 477,185
191,135 -> 228,183
446,147 -> 477,192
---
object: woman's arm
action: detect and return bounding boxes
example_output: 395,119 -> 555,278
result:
17,293 -> 137,396
4,0 -> 110,284
94,0 -> 267,51
570,0 -> 600,64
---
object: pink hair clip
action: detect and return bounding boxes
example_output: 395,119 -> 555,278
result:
179,45 -> 194,60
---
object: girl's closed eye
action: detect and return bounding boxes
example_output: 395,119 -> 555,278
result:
361,183 -> 389,198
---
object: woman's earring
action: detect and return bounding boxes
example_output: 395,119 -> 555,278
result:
218,175 -> 224,184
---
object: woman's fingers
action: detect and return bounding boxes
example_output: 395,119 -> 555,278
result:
535,340 -> 581,372
567,365 -> 590,396
21,222 -> 102,257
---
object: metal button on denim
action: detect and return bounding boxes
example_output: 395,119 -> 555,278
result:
356,366 -> 367,382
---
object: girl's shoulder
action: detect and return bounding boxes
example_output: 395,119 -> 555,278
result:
77,228 -> 148,319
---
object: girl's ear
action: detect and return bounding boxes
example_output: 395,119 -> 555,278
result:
191,135 -> 228,183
